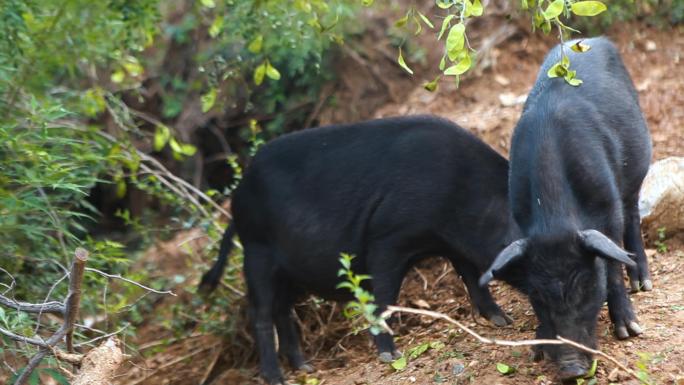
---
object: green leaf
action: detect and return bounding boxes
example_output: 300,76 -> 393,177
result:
122,56 -> 143,77
391,356 -> 407,370
471,0 -> 484,16
429,341 -> 446,350
209,16 -> 223,38
169,137 -> 183,154
153,124 -> 171,151
254,62 -> 267,85
423,76 -> 440,92
336,281 -> 355,290
28,371 -> 40,385
362,0 -> 374,5
496,362 -> 515,375
414,16 -> 423,35
439,55 -> 447,71
585,359 -> 598,377
542,0 -> 565,20
463,0 -> 474,17
200,0 -> 216,8
395,14 -> 409,28
570,1 -> 607,16
547,60 -> 568,78
397,48 -> 414,75
265,62 -> 281,80
438,14 -> 455,40
571,40 -> 592,52
110,69 -> 125,84
566,76 -> 583,86
417,11 -> 434,28
201,88 -> 217,113
115,177 -> 127,198
436,0 -> 454,9
408,342 -> 430,359
444,53 -> 472,76
446,23 -> 466,61
180,143 -> 197,156
248,35 -> 263,53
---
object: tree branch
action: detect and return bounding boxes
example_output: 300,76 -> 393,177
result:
382,305 -> 650,385
85,267 -> 176,296
14,248 -> 88,385
0,295 -> 65,315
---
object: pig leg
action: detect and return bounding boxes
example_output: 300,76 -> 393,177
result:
452,259 -> 512,327
622,198 -> 653,292
244,243 -> 286,385
273,280 -> 312,373
366,246 -> 406,363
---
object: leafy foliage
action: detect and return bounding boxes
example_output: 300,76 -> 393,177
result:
0,0 -> 359,378
336,253 -> 385,335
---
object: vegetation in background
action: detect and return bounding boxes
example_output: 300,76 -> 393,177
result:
0,0 -> 681,381
0,0 -> 358,380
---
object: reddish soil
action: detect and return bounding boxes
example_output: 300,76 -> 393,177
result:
114,17 -> 684,385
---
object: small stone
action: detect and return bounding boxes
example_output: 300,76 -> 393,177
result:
608,367 -> 620,381
412,299 -> 431,309
452,362 -> 465,375
645,40 -> 657,51
408,376 -> 416,382
498,92 -> 527,107
494,74 -> 510,86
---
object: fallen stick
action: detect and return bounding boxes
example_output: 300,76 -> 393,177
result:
381,305 -> 650,385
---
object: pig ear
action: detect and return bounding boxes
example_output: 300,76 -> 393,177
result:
479,239 -> 529,287
577,229 -> 636,267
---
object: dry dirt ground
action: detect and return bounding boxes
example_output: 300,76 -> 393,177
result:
115,20 -> 684,385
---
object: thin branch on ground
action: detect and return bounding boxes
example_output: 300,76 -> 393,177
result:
0,295 -> 65,315
34,273 -> 68,335
0,266 -> 17,294
0,326 -> 50,347
74,324 -> 130,348
84,267 -> 176,296
381,305 -> 650,385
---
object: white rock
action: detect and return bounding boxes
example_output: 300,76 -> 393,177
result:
498,92 -> 527,107
639,157 -> 684,238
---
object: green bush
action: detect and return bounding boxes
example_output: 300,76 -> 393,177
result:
0,0 -> 360,380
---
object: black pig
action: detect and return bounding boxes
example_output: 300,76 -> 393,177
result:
480,37 -> 652,380
201,116 -> 520,385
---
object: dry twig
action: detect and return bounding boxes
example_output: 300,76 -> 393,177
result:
85,267 -> 177,296
381,305 -> 650,385
14,248 -> 88,385
1,247 -> 176,385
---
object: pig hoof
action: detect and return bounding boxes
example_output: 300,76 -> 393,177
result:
642,279 -> 653,291
615,326 -> 630,340
558,364 -> 588,381
628,321 -> 643,335
298,364 -> 314,373
490,315 -> 509,327
392,350 -> 403,360
378,352 -> 394,363
531,348 -> 545,362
